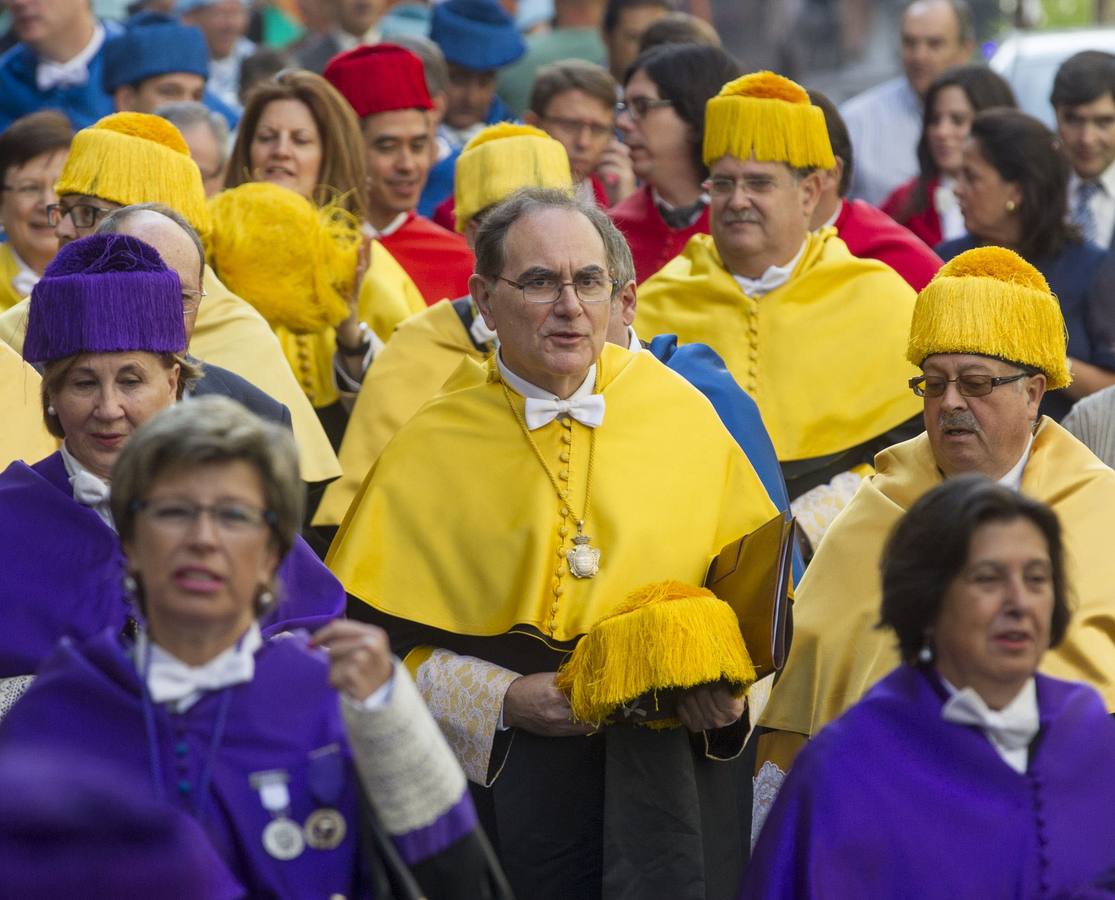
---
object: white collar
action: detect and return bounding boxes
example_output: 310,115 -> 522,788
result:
626,326 -> 641,352
35,22 -> 105,91
997,432 -> 1034,492
732,239 -> 807,298
940,675 -> 1039,774
497,351 -> 597,402
363,212 -> 409,240
7,245 -> 40,298
468,302 -> 498,348
335,24 -> 381,52
60,441 -> 115,531
137,622 -> 262,713
651,187 -> 710,211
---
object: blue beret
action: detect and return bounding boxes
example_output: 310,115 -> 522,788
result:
103,14 -> 209,92
430,0 -> 526,71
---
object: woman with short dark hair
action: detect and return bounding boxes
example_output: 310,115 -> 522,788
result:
609,42 -> 740,283
744,475 -> 1115,898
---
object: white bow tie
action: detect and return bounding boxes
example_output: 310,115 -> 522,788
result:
36,59 -> 90,91
941,683 -> 1040,753
524,394 -> 606,430
70,469 -> 111,508
145,625 -> 261,710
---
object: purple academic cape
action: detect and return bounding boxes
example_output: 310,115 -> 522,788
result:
743,665 -> 1115,899
0,452 -> 344,677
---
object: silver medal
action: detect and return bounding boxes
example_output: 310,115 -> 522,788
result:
304,808 -> 347,850
263,817 -> 305,860
567,533 -> 600,578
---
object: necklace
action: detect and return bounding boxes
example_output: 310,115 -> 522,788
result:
500,381 -> 601,578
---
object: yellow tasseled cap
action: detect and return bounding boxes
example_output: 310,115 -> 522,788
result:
55,112 -> 211,235
555,581 -> 756,729
703,71 -> 835,170
907,246 -> 1071,389
453,123 -> 572,233
206,182 -> 359,334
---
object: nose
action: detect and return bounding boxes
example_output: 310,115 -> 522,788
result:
185,508 -> 221,546
93,384 -> 126,420
41,183 -> 58,209
552,281 -> 583,317
939,380 -> 969,410
54,210 -> 77,242
616,108 -> 635,134
271,134 -> 293,158
396,146 -> 416,173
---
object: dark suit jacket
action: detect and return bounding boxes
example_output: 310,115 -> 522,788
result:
293,33 -> 342,74
189,357 -> 293,432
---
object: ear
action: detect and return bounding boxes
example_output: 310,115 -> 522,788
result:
1025,371 -> 1047,415
1006,180 -> 1024,210
470,273 -> 498,330
798,170 -> 824,220
617,279 -> 636,326
430,92 -> 447,126
464,217 -> 481,250
167,363 -> 181,400
113,85 -> 136,112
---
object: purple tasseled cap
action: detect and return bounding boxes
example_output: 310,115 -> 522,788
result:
23,233 -> 187,363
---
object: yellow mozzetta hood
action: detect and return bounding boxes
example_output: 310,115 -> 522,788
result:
636,230 -> 922,461
327,343 -> 777,642
0,340 -> 56,469
761,418 -> 1115,738
314,299 -> 486,526
0,244 -> 26,313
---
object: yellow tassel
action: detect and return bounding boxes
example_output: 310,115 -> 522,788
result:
908,246 -> 1071,389
454,125 -> 572,232
703,71 -> 835,170
555,581 -> 756,729
56,113 -> 210,235
206,182 -> 358,334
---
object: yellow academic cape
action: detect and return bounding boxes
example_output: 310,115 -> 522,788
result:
0,341 -> 56,469
314,299 -> 487,527
761,418 -> 1115,742
327,343 -> 778,643
0,244 -> 26,313
267,241 -> 427,409
0,267 -> 341,483
636,230 -> 922,461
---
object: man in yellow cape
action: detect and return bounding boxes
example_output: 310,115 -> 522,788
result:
636,71 -> 923,547
314,123 -> 575,527
328,188 -> 778,898
0,112 -> 345,482
757,247 -> 1115,826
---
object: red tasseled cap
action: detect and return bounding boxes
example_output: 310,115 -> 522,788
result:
323,44 -> 434,118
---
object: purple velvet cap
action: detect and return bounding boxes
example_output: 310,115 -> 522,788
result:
23,233 -> 187,363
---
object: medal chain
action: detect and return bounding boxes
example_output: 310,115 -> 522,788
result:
499,381 -> 596,537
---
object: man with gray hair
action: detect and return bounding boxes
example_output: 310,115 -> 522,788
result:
95,203 -> 291,429
328,187 -> 779,899
156,101 -> 230,197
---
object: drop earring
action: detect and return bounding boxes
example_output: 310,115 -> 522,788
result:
47,404 -> 56,416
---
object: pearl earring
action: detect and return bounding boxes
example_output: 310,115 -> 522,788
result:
47,404 -> 56,416
1005,200 -> 1017,213
918,639 -> 934,664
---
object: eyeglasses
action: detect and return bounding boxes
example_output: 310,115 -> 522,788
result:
908,373 -> 1029,398
133,498 -> 276,535
702,174 -> 779,197
615,97 -> 673,121
2,182 -> 52,200
182,288 -> 207,314
542,115 -> 613,140
46,202 -> 113,229
496,272 -> 618,305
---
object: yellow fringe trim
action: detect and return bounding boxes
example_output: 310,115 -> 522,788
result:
555,581 -> 756,729
56,117 -> 210,235
909,246 -> 1071,389
703,72 -> 835,169
206,182 -> 358,334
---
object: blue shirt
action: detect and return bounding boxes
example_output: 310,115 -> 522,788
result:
841,76 -> 922,207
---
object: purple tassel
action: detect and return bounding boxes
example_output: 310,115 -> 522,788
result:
24,234 -> 187,363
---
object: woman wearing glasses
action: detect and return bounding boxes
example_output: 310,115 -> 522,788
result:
0,111 -> 71,311
937,108 -> 1115,421
609,42 -> 739,283
0,394 -> 501,898
0,233 -> 343,711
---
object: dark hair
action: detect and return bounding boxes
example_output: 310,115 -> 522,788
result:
903,0 -> 975,45
638,12 -> 720,52
238,48 -> 291,103
878,475 -> 1070,664
807,89 -> 852,197
969,108 -> 1075,260
603,0 -> 673,36
1051,50 -> 1115,110
0,110 -> 73,187
529,60 -> 617,118
624,42 -> 740,180
900,65 -> 1015,221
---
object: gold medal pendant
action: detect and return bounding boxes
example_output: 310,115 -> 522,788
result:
304,807 -> 347,850
567,525 -> 600,579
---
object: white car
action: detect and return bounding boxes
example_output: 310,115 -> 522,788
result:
990,28 -> 1115,127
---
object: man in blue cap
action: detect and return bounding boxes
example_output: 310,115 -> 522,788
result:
0,0 -> 122,131
104,12 -> 238,127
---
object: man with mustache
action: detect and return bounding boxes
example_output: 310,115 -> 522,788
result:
323,44 -> 476,306
755,247 -> 1115,825
637,71 -> 922,548
328,186 -> 780,899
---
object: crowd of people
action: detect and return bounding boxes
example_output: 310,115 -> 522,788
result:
3,0 -> 1115,896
